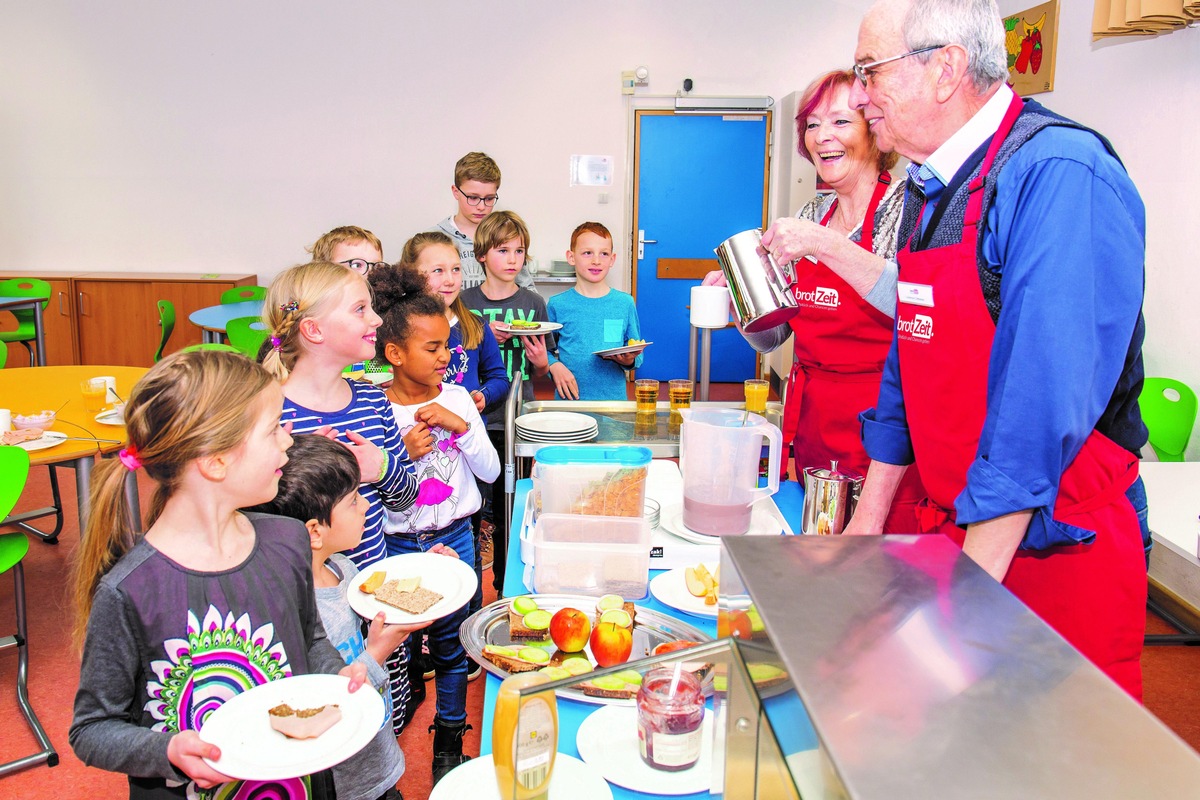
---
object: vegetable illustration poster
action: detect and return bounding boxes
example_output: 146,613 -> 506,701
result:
1004,0 -> 1059,95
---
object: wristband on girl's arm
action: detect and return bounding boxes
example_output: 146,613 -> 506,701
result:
376,450 -> 389,483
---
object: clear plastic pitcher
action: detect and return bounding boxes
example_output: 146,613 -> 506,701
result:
679,408 -> 782,536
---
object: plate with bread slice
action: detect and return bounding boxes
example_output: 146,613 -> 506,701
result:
200,673 -> 384,781
347,552 -> 479,625
3,429 -> 67,451
496,320 -> 562,336
461,593 -> 712,706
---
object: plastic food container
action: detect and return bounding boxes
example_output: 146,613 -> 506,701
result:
14,411 -> 56,430
531,512 -> 650,598
533,446 -> 652,518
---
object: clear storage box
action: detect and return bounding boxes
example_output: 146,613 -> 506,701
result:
532,446 -> 652,518
530,512 -> 651,598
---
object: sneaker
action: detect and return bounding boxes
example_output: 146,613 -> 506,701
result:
467,661 -> 482,682
479,526 -> 494,571
417,649 -> 435,682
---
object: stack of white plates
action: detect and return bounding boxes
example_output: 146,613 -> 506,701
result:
515,411 -> 598,443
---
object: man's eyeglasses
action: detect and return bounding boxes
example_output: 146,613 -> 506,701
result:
339,259 -> 389,275
455,186 -> 499,207
853,44 -> 947,87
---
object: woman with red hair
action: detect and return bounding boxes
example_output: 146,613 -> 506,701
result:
706,68 -> 924,532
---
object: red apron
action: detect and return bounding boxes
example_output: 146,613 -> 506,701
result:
783,173 -> 925,533
895,94 -> 1145,698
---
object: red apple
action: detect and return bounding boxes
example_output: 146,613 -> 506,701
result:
549,607 -> 591,653
589,621 -> 633,667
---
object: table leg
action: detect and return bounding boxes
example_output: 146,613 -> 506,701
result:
75,456 -> 93,533
32,300 -> 47,366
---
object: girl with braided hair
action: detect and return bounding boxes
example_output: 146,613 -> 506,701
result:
262,260 -> 420,735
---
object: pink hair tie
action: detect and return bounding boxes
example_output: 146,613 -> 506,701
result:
118,445 -> 143,471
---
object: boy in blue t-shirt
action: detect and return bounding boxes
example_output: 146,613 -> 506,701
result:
547,222 -> 644,400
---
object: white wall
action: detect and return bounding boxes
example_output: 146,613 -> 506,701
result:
3,2 -> 1197,418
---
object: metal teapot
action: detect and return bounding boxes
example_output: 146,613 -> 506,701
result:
801,460 -> 863,536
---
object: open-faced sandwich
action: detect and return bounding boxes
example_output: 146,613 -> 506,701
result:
267,703 -> 342,739
578,669 -> 644,700
507,596 -> 552,641
507,319 -> 542,330
711,662 -> 790,693
593,594 -> 637,628
481,644 -> 553,673
2,428 -> 44,446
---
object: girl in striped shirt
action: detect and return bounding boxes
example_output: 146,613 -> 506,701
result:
262,260 -> 419,734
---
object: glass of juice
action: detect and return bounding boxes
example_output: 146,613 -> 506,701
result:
668,379 -> 692,411
635,379 -> 659,414
81,378 -> 108,413
744,379 -> 768,414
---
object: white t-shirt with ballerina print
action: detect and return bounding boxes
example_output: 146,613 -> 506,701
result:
383,383 -> 500,535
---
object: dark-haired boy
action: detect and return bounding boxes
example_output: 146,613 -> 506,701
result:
251,434 -> 449,800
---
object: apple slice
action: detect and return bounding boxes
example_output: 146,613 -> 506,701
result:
684,567 -> 707,598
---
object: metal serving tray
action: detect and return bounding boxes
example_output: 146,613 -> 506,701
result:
460,593 -> 712,706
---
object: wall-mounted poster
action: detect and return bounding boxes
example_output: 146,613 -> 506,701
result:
1003,0 -> 1059,95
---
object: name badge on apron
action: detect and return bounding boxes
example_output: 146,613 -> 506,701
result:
897,281 -> 935,308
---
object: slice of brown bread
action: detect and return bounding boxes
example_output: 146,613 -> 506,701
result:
481,650 -> 544,674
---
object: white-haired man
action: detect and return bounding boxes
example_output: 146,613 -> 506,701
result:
842,0 -> 1149,698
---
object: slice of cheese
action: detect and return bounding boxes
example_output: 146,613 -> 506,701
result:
393,576 -> 420,593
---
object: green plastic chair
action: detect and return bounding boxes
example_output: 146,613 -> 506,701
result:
226,316 -> 269,359
0,339 -> 7,368
0,446 -> 59,775
1139,377 -> 1198,462
0,278 -> 52,367
220,285 -> 267,304
154,299 -> 176,363
181,343 -> 244,354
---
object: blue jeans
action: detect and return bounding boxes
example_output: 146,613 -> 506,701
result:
384,517 -> 473,725
1125,474 -> 1151,570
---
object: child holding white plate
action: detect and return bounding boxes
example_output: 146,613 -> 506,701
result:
370,264 -> 500,785
252,433 -> 457,800
547,221 -> 645,401
69,350 -> 368,799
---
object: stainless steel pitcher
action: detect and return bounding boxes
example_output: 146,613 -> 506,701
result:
714,228 -> 799,333
801,460 -> 863,536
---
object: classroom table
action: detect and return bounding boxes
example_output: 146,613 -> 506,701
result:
0,293 -> 50,366
476,476 -> 805,799
0,366 -> 146,541
188,299 -> 263,344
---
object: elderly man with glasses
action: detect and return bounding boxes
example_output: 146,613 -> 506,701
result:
843,0 -> 1149,700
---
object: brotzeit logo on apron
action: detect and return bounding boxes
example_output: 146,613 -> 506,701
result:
793,285 -> 840,310
897,313 -> 933,341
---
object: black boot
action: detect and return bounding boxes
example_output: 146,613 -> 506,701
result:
430,718 -> 472,784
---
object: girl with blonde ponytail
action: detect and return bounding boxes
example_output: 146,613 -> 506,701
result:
69,349 -> 366,799
262,260 -> 421,733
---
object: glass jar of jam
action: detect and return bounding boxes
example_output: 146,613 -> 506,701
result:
636,666 -> 704,771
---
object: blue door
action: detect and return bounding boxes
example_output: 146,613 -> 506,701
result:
633,111 -> 770,382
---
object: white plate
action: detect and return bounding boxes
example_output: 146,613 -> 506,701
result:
649,563 -> 719,619
12,431 -> 68,452
659,502 -> 787,546
431,753 -> 612,800
200,673 -> 383,781
515,412 -> 597,436
95,409 -> 125,426
516,429 -> 598,440
347,552 -> 478,625
497,321 -> 563,336
593,342 -> 652,358
576,705 -> 714,795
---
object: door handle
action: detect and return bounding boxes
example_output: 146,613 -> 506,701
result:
59,291 -> 67,316
78,291 -> 88,317
638,230 -> 657,260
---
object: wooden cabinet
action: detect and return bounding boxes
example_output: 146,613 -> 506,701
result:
0,271 -> 257,367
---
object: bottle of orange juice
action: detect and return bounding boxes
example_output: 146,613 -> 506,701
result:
493,672 -> 558,800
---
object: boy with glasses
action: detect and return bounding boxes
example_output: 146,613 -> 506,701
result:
310,225 -> 389,276
434,152 -> 536,291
